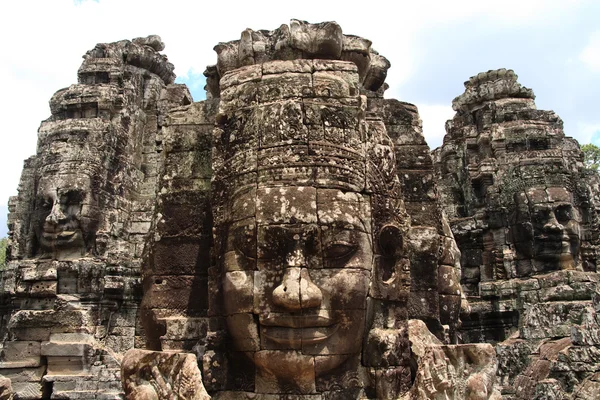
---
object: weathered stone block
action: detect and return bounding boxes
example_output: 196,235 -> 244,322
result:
0,366 -> 46,383
21,264 -> 57,281
11,381 -> 43,399
151,236 -> 211,276
41,342 -> 89,357
521,301 -> 588,339
28,281 -> 57,298
45,357 -> 85,376
0,341 -> 41,368
141,275 -> 208,313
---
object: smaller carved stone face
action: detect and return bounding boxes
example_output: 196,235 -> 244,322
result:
33,174 -> 99,259
513,187 -> 581,269
222,186 -> 373,390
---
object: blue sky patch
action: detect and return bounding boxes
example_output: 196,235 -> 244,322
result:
175,70 -> 207,102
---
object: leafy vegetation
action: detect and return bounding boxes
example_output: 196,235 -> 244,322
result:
582,143 -> 600,171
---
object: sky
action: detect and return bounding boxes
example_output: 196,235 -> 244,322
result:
1,0 -> 599,238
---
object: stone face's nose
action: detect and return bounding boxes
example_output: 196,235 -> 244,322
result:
272,249 -> 323,311
543,211 -> 564,233
299,268 -> 322,309
46,200 -> 66,225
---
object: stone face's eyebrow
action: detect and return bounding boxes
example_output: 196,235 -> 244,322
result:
320,221 -> 369,234
253,221 -> 369,235
532,202 -> 572,211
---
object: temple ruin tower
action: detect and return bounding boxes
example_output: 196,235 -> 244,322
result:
435,69 -> 600,397
1,21 -> 507,399
127,20 -> 496,400
0,36 -> 190,399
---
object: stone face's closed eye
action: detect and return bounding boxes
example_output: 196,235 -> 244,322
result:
324,242 -> 357,261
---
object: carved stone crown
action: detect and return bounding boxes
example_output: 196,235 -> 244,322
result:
206,19 -> 391,99
495,158 -> 579,207
213,59 -> 375,193
452,68 -> 535,112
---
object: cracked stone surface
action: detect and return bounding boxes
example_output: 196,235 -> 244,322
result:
435,69 -> 600,398
5,22 -> 598,400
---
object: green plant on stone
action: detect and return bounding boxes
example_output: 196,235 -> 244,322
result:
582,143 -> 600,171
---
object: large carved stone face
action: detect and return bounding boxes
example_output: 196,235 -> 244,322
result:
513,187 -> 581,269
33,173 -> 99,259
222,186 -> 373,390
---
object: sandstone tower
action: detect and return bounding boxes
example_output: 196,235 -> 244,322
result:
435,69 -> 600,398
1,21 -> 599,400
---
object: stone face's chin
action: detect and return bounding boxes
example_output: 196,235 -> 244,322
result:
253,350 -> 317,393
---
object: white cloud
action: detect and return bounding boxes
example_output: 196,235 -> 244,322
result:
0,0 -> 593,207
580,31 -> 600,72
415,104 -> 456,150
576,122 -> 600,145
0,64 -> 50,203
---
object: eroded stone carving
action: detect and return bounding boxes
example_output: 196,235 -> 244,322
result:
211,19 -> 390,96
32,161 -> 100,260
0,35 -> 183,399
435,69 -> 600,398
437,69 -> 598,286
512,187 -> 582,272
407,320 -> 501,400
209,34 -> 411,395
133,20 -> 484,399
0,376 -> 13,400
4,22 -> 577,400
122,350 -> 209,399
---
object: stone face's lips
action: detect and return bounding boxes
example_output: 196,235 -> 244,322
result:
261,315 -> 333,328
59,231 -> 77,237
41,229 -> 81,246
43,230 -> 76,238
43,232 -> 68,238
261,315 -> 338,345
261,325 -> 339,345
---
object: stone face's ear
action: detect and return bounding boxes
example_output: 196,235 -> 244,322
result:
512,221 -> 534,257
378,224 -> 403,260
372,224 -> 409,301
